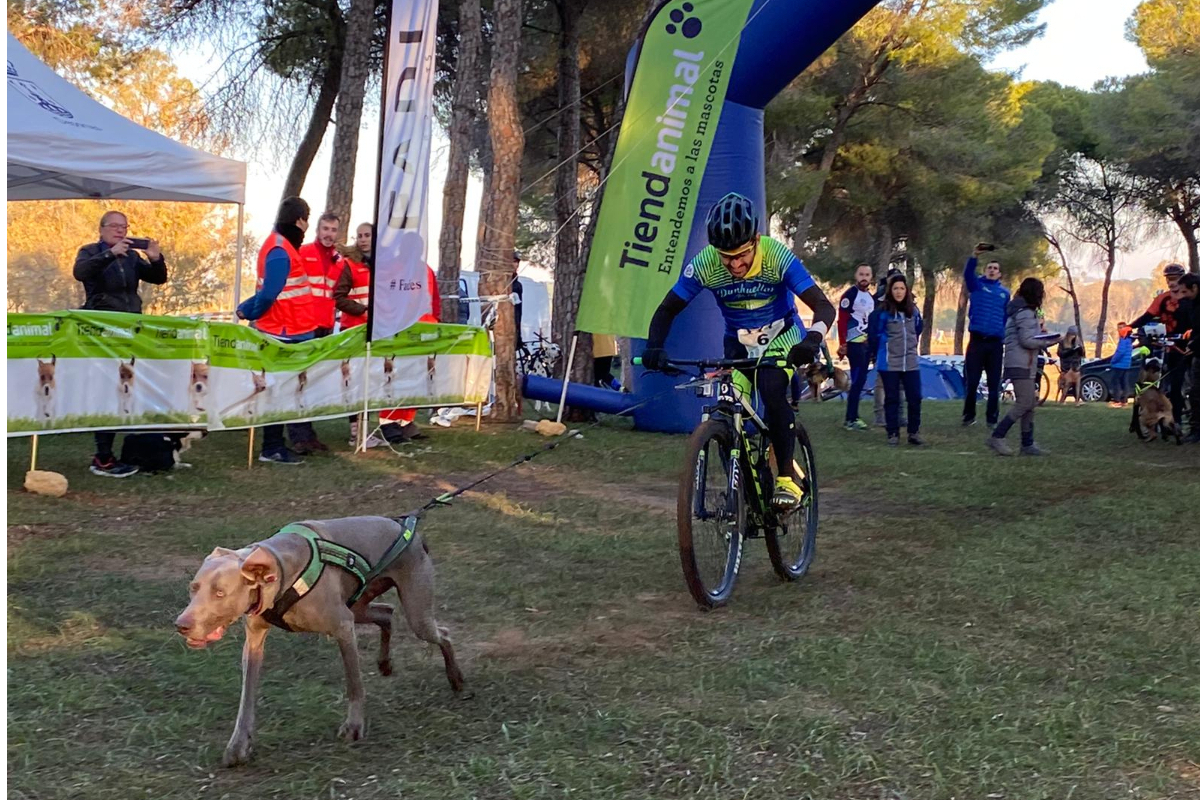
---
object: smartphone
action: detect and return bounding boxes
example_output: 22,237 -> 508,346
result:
127,237 -> 152,250
977,242 -> 996,252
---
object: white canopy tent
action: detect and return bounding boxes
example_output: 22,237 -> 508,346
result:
6,34 -> 250,307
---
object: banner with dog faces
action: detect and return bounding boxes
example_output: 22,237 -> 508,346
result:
7,311 -> 493,436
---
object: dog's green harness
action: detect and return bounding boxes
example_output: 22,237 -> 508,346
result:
260,519 -> 417,631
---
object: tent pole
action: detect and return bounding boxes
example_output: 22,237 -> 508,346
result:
233,203 -> 245,315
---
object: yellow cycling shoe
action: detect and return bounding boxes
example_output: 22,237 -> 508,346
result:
773,476 -> 804,509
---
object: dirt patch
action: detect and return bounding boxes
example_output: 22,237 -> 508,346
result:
6,523 -> 73,548
84,550 -> 202,582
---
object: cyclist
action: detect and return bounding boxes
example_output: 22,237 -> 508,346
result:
1131,262 -> 1188,423
642,192 -> 836,510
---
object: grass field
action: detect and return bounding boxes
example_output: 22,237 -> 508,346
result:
7,401 -> 1200,799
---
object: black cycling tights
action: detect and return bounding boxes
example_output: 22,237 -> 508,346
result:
754,367 -> 798,481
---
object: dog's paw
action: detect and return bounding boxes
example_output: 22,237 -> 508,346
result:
339,719 -> 365,743
222,737 -> 254,767
377,659 -> 393,676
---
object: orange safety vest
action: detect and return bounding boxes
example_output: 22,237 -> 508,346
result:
340,258 -> 372,329
299,242 -> 340,329
255,233 -> 318,337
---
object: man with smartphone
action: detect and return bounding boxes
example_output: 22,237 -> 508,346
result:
961,243 -> 1010,427
73,210 -> 168,477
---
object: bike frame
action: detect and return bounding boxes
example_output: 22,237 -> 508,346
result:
694,369 -> 779,535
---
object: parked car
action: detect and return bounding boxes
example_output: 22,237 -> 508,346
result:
1078,353 -> 1147,402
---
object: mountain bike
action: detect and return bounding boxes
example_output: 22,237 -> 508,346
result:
635,356 -> 819,609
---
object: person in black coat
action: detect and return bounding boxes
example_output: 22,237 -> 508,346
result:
72,210 -> 168,477
73,210 -> 167,313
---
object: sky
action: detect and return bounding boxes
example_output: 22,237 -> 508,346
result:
207,0 -> 1184,282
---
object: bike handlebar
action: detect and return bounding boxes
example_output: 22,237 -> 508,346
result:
633,356 -> 789,370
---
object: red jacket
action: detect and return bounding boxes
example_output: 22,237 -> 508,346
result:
299,242 -> 342,330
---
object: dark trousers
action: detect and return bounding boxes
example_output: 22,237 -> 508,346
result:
1188,354 -> 1199,434
94,431 -> 117,460
1112,367 -> 1137,403
723,337 -> 797,481
845,341 -> 870,423
962,334 -> 1003,423
258,328 -> 318,455
1166,350 -> 1186,424
881,370 -> 921,437
262,424 -> 287,454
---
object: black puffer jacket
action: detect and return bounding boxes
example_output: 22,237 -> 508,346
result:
73,241 -> 168,313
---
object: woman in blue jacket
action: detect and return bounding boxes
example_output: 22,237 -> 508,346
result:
868,274 -> 924,446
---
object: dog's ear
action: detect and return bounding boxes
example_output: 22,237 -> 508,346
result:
206,546 -> 238,561
129,356 -> 136,366
240,547 -> 279,585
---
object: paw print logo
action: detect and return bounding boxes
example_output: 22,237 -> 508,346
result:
665,2 -> 702,38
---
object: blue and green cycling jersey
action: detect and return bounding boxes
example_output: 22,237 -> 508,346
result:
670,236 -> 816,335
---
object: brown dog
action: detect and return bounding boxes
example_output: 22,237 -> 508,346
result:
36,356 -> 56,421
1056,368 -> 1082,403
118,357 -> 136,418
1133,361 -> 1180,443
174,516 -> 464,766
804,363 -> 850,402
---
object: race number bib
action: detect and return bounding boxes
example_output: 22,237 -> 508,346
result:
736,318 -> 787,359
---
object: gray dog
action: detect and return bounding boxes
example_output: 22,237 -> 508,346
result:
174,515 -> 464,766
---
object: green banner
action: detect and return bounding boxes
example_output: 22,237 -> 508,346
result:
576,0 -> 753,337
7,311 -> 492,435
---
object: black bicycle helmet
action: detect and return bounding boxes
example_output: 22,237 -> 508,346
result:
705,192 -> 759,252
1163,262 -> 1185,278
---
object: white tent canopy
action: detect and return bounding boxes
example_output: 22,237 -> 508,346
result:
6,33 -> 246,204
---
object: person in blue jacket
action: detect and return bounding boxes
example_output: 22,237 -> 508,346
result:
1109,322 -> 1136,408
960,245 -> 1011,427
867,273 -> 925,447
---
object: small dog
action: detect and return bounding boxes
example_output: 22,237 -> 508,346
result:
1131,360 -> 1181,443
174,516 -> 464,767
382,357 -> 396,399
121,431 -> 206,472
341,359 -> 353,406
247,369 -> 268,421
804,363 -> 850,402
118,357 -> 136,419
36,356 -> 56,421
190,360 -> 210,414
295,369 -> 309,411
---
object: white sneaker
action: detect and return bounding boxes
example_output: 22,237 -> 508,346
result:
363,434 -> 386,449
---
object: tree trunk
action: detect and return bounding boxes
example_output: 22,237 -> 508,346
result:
1046,233 -> 1083,336
1170,207 -> 1199,274
873,223 -> 892,274
437,0 -> 482,320
476,0 -> 524,422
1094,243 -> 1117,358
953,282 -> 968,355
791,104 -> 853,256
550,0 -> 585,381
282,47 -> 344,201
323,0 -> 373,236
919,263 -> 936,355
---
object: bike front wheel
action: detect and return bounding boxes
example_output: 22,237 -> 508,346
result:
1037,371 -> 1051,406
765,422 -> 818,582
678,418 -> 745,609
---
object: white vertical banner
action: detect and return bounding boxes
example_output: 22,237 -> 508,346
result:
370,0 -> 439,341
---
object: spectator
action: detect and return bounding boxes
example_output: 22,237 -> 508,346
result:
237,196 -> 319,465
1132,263 -> 1187,423
1172,273 -> 1198,443
837,263 -> 875,431
872,266 -> 905,427
513,251 -> 525,352
1109,322 -> 1136,408
961,246 -> 1011,427
334,222 -> 384,449
73,210 -> 168,477
867,273 -> 924,447
1056,325 -> 1085,403
378,265 -> 442,444
988,278 -> 1060,456
593,334 -> 620,389
283,211 -> 343,454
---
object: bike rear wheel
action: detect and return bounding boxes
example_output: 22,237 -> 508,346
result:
1037,371 -> 1050,406
678,418 -> 745,609
765,422 -> 818,582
